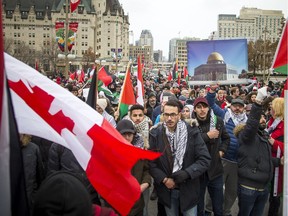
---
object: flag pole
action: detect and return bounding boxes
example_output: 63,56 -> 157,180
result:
64,0 -> 69,78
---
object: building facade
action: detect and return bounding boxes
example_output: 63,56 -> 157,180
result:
2,0 -> 130,75
218,7 -> 284,42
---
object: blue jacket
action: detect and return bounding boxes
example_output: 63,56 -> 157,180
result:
206,92 -> 239,162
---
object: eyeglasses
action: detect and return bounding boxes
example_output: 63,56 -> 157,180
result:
163,113 -> 178,118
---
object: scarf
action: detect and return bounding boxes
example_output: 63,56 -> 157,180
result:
265,117 -> 281,135
209,109 -> 216,130
127,116 -> 150,149
164,120 -> 188,172
223,108 -> 247,126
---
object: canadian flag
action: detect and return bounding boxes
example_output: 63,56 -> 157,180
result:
136,55 -> 144,106
70,0 -> 80,13
5,53 -> 160,215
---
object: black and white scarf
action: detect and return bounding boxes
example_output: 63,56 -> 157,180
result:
164,120 -> 188,172
224,108 -> 247,126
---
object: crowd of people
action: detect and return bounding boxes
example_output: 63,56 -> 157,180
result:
21,70 -> 286,216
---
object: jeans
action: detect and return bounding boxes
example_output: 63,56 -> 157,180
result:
222,160 -> 238,215
237,184 -> 269,216
165,189 -> 197,216
197,173 -> 223,216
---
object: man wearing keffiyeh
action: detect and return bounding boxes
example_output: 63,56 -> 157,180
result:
206,85 -> 247,216
149,99 -> 211,216
191,97 -> 230,216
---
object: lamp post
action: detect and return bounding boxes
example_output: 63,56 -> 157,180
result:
64,0 -> 69,78
115,30 -> 133,73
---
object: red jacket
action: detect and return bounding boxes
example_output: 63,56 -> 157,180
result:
267,118 -> 284,195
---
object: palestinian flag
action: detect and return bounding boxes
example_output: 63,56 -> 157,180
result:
271,19 -> 287,75
183,66 -> 189,82
118,66 -> 136,119
98,66 -> 113,86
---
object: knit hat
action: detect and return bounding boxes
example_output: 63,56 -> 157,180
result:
148,92 -> 157,99
116,119 -> 136,134
33,171 -> 92,216
193,97 -> 209,107
97,98 -> 107,110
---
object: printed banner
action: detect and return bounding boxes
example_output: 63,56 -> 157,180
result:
55,22 -> 78,52
187,39 -> 248,81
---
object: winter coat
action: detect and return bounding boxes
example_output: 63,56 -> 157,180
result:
47,143 -> 99,204
206,91 -> 241,162
193,112 -> 230,180
267,117 -> 284,195
22,142 -> 45,208
235,103 -> 281,189
149,121 -> 211,212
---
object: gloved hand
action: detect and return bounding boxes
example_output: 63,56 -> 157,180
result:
256,86 -> 268,102
171,170 -> 190,184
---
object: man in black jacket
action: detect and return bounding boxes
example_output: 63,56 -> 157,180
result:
149,99 -> 211,216
192,97 -> 230,216
234,87 -> 283,216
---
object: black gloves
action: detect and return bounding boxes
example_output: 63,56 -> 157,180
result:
171,170 -> 190,184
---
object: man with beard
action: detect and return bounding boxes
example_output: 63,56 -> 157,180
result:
192,97 -> 230,216
146,92 -> 159,120
206,86 -> 247,216
234,86 -> 283,216
149,99 -> 211,216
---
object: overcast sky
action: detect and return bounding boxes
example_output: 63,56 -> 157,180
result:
120,0 -> 287,59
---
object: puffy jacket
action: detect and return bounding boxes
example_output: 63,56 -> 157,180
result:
206,92 -> 241,162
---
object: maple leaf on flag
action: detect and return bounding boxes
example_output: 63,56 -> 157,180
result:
5,53 -> 160,215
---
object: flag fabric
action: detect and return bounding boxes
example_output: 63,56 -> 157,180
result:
283,83 -> 288,216
70,0 -> 81,13
280,78 -> 287,98
271,19 -> 287,75
167,71 -> 172,81
118,66 -> 136,119
5,53 -> 160,215
183,66 -> 189,82
0,5 -> 29,215
98,66 -> 113,86
136,55 -> 144,106
86,65 -> 97,109
98,81 -> 114,101
172,59 -> 178,80
77,69 -> 85,83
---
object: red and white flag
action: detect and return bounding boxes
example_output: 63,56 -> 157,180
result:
70,0 -> 80,13
136,55 -> 144,106
5,53 -> 160,215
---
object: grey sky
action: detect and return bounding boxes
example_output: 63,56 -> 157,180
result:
120,0 -> 288,59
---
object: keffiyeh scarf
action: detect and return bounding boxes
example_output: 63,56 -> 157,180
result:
223,108 -> 247,126
164,120 -> 188,172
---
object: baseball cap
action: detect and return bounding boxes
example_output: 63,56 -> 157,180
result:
116,120 -> 136,134
193,97 -> 209,107
231,98 -> 245,106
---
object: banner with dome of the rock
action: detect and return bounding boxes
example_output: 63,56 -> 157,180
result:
187,39 -> 248,82
55,22 -> 78,52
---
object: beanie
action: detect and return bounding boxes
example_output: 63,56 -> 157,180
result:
97,98 -> 107,110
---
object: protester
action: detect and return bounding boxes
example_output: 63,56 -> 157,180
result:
20,134 -> 45,211
234,87 -> 283,216
33,171 -> 94,216
96,98 -> 116,127
267,97 -> 285,216
116,119 -> 151,216
206,85 -> 247,216
191,98 -> 230,216
149,99 -> 211,216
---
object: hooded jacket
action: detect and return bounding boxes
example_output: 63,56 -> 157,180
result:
235,103 -> 281,189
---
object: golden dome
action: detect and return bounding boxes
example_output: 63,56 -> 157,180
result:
207,52 -> 224,63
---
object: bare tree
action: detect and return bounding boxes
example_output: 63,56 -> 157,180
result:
82,47 -> 97,73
